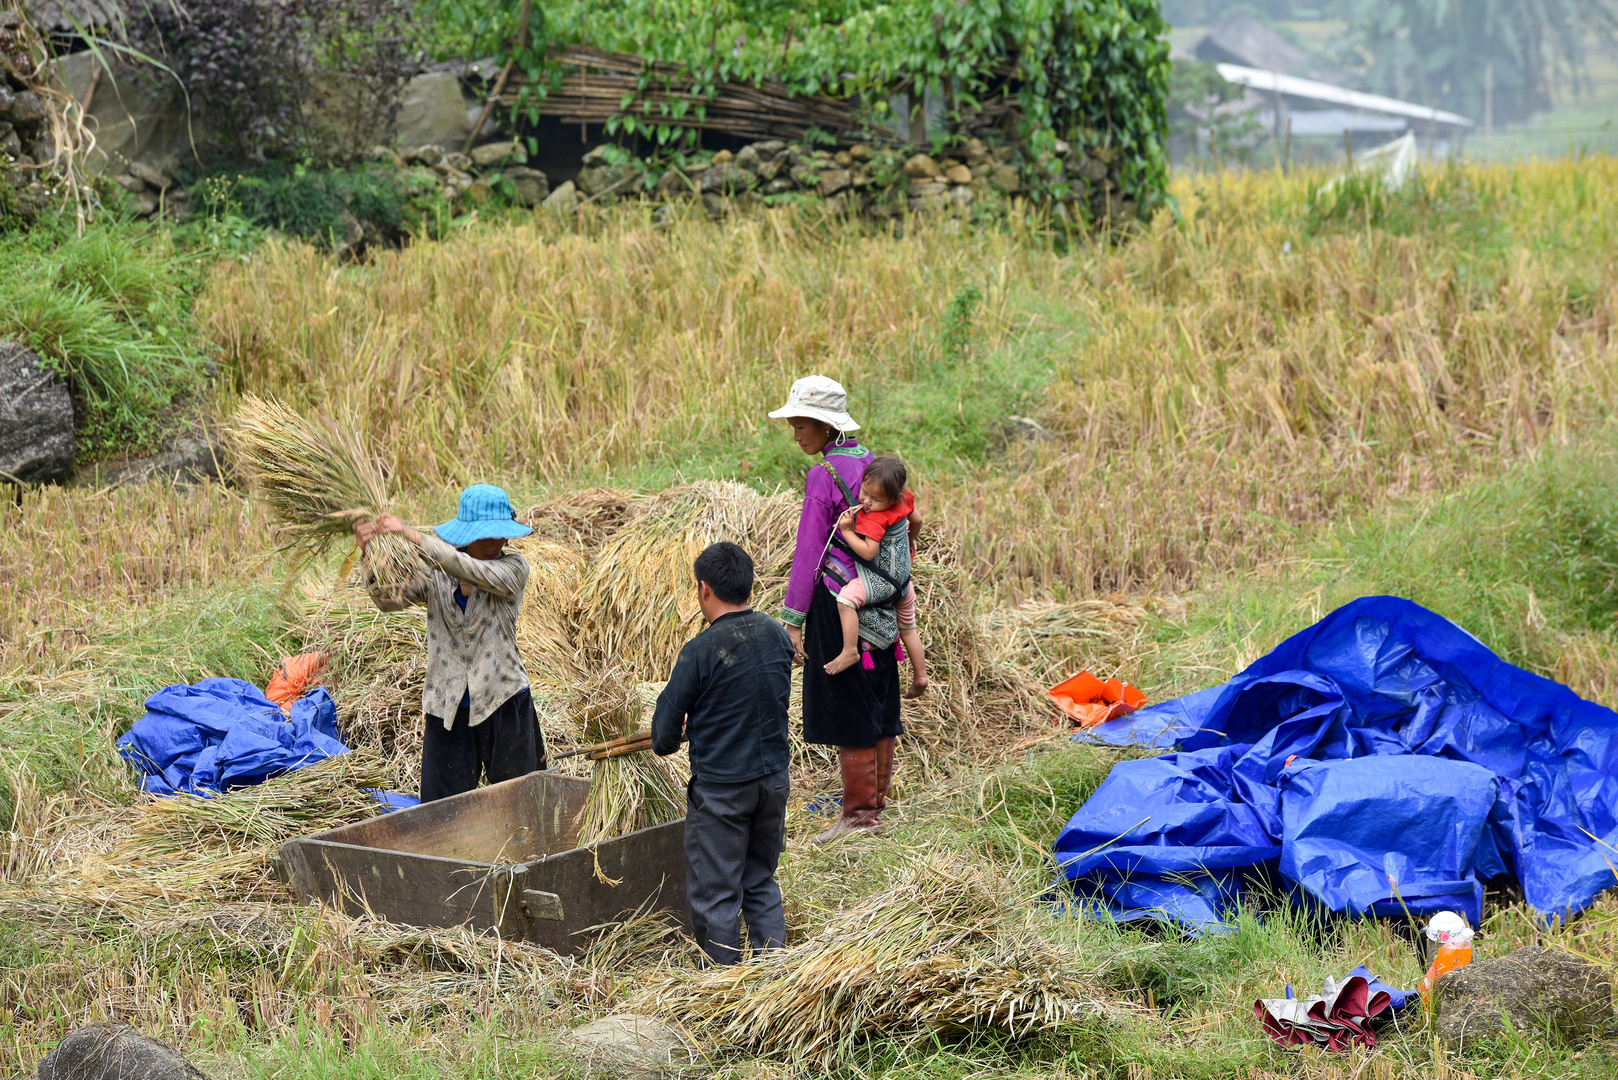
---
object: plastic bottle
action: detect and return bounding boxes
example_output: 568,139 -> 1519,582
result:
1420,911 -> 1474,1003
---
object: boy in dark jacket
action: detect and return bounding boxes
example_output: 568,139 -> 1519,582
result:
652,541 -> 794,966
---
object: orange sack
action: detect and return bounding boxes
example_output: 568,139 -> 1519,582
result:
266,651 -> 331,715
1048,670 -> 1148,729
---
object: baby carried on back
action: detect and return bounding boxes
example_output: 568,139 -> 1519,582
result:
824,455 -> 928,699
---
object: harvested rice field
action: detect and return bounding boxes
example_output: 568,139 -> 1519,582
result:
5,160 -> 1618,1079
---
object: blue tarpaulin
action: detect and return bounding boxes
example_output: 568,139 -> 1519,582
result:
1053,596 -> 1618,928
117,677 -> 347,796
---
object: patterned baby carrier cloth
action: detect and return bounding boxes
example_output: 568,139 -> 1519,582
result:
821,461 -> 911,650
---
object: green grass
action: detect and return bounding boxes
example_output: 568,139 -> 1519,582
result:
0,220 -> 210,450
1130,423 -> 1618,707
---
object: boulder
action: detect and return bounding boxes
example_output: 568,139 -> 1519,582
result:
470,140 -> 518,168
1073,154 -> 1109,182
989,164 -> 1020,194
542,180 -> 578,212
113,173 -> 146,194
1,88 -> 47,129
848,143 -> 874,162
732,145 -> 761,173
710,149 -> 733,165
761,178 -> 795,196
1433,947 -> 1613,1046
653,169 -> 695,197
577,163 -> 639,199
49,53 -> 187,176
833,150 -> 853,167
558,1013 -> 702,1080
391,71 -> 475,152
581,145 -> 612,167
127,161 -> 170,191
818,168 -> 852,196
903,153 -> 941,179
442,151 -> 473,172
406,144 -> 444,167
906,179 -> 948,198
749,139 -> 787,158
943,163 -> 972,185
0,341 -> 75,485
698,163 -> 755,195
1,121 -> 21,158
37,1025 -> 209,1080
946,184 -> 975,209
788,163 -> 820,188
504,166 -> 550,207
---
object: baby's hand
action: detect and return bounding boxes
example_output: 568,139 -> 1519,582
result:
837,507 -> 858,529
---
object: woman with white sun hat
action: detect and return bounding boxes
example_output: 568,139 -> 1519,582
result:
770,376 -> 906,842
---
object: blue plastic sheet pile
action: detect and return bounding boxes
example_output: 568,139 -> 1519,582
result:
1053,597 -> 1618,928
1256,967 -> 1412,1050
117,677 -> 347,796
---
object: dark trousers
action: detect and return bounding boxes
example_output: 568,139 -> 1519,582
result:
421,688 -> 546,802
684,770 -> 790,966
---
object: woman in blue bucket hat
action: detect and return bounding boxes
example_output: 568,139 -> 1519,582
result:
353,484 -> 546,801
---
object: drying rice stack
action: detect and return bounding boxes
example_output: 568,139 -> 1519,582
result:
70,753 -> 391,907
511,538 -> 587,694
296,580 -> 428,788
227,395 -> 421,602
574,482 -> 799,680
632,854 -> 1121,1065
570,674 -> 685,848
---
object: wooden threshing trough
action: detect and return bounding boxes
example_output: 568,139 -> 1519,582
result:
276,772 -> 687,953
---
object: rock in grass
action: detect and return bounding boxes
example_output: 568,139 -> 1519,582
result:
0,341 -> 74,485
37,1025 -> 210,1080
1433,947 -> 1613,1046
470,140 -> 519,168
559,1014 -> 701,1079
542,180 -> 578,212
505,166 -> 550,207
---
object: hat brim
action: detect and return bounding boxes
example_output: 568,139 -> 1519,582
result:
766,404 -> 860,432
433,518 -> 533,547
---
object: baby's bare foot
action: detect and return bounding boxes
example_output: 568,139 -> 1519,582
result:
824,650 -> 860,675
904,676 -> 929,699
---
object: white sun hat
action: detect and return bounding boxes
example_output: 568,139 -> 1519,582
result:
767,375 -> 861,432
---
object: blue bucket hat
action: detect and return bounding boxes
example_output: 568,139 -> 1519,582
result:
433,484 -> 532,547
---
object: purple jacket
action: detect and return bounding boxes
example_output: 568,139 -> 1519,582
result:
780,439 -> 873,627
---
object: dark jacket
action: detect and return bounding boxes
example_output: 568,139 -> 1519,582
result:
651,609 -> 793,784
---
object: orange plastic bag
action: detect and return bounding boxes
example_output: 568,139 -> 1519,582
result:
1047,670 -> 1148,728
266,651 -> 331,715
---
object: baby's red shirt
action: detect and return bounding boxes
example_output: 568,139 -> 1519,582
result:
854,489 -> 915,540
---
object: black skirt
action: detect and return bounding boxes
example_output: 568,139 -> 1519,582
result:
801,582 -> 903,748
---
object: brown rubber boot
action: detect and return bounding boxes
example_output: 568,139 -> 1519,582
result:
812,746 -> 879,844
871,737 -> 896,828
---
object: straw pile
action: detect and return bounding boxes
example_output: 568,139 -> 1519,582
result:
574,482 -> 799,679
511,538 -> 587,692
631,854 -> 1121,1066
69,752 -> 391,907
227,395 -> 419,600
571,674 -> 685,848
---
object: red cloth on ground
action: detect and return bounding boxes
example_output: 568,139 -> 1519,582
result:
853,489 -> 915,540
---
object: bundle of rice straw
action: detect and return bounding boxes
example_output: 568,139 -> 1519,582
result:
632,855 -> 1122,1066
574,482 -> 798,679
295,580 -> 428,788
227,394 -> 419,600
571,674 -> 685,848
69,753 -> 391,907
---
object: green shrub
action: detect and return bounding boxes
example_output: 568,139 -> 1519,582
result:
0,221 -> 209,449
187,164 -> 461,248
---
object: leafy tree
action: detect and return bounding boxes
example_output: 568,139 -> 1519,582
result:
1341,0 -> 1618,124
